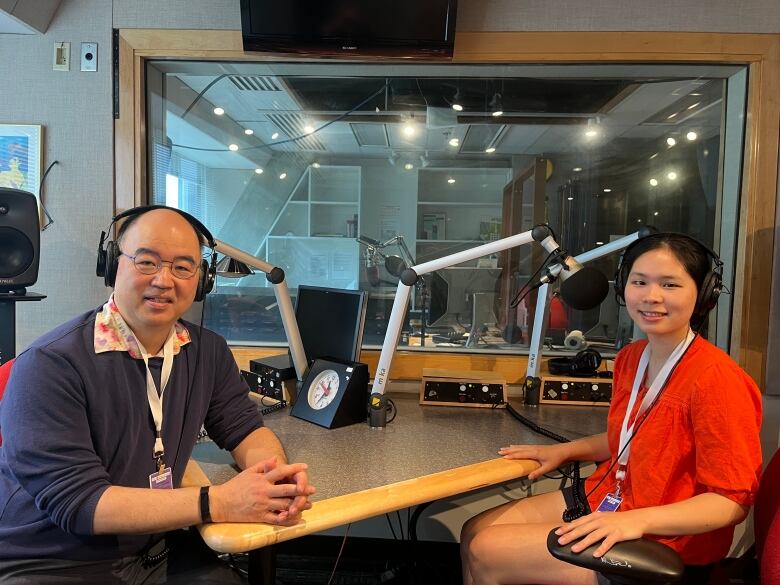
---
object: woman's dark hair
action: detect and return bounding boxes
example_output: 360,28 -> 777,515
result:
620,234 -> 713,293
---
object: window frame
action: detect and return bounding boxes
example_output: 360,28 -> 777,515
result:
115,29 -> 780,386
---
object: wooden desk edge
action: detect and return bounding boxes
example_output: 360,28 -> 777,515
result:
182,458 -> 539,553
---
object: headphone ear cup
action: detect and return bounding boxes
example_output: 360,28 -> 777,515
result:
194,258 -> 215,302
103,241 -> 120,288
613,260 -> 627,306
573,349 -> 601,375
695,271 -> 721,320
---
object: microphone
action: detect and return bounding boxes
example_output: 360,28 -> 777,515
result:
364,249 -> 381,286
543,254 -> 609,310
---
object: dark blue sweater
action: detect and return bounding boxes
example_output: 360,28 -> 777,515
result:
0,308 -> 263,561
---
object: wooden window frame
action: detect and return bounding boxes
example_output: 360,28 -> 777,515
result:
114,29 -> 780,385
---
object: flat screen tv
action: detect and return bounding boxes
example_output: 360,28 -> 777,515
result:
240,0 -> 458,58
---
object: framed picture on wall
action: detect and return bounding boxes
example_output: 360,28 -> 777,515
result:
0,124 -> 43,205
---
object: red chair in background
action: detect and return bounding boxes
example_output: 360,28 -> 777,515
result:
0,358 -> 14,446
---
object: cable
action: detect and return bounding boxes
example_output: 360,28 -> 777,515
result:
38,160 -> 58,230
173,81 -> 389,153
509,249 -> 558,308
181,74 -> 229,119
326,523 -> 351,585
385,514 -> 398,540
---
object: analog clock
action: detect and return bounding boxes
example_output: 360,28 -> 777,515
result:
291,358 -> 370,429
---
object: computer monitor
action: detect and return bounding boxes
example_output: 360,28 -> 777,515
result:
425,272 -> 449,327
294,285 -> 368,364
427,267 -> 501,328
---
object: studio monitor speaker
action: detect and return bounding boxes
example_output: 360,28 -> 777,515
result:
0,188 -> 40,293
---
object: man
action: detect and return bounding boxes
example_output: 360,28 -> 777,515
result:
0,208 -> 315,583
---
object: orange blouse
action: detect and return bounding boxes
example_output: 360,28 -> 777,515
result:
584,336 -> 762,565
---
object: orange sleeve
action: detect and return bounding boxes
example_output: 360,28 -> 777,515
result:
690,360 -> 763,506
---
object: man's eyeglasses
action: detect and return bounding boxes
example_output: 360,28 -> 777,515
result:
121,252 -> 199,280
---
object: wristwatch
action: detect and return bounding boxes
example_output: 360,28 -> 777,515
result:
199,485 -> 212,523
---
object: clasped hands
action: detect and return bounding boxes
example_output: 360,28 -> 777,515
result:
500,443 -> 648,557
210,456 -> 316,526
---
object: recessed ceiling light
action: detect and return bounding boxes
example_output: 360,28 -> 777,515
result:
304,125 -> 314,134
667,137 -> 677,146
649,153 -> 659,160
452,103 -> 463,112
449,138 -> 460,147
585,129 -> 598,138
667,112 -> 678,120
404,163 -> 414,171
686,131 -> 698,141
279,172 -> 287,179
603,188 -> 612,193
654,211 -> 660,216
491,110 -> 503,117
485,147 -> 496,153
312,162 -> 321,168
567,196 -> 574,201
244,128 -> 254,135
271,132 -> 279,140
228,144 -> 239,151
649,178 -> 658,186
637,218 -> 643,223
254,168 -> 263,174
403,124 -> 416,137
213,107 -> 225,116
596,241 -> 604,245
667,171 -> 678,180
572,167 -> 583,172
687,102 -> 700,110
447,178 -> 456,184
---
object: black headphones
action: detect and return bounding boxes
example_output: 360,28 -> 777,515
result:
613,232 -> 723,328
548,348 -> 603,377
96,205 -> 217,303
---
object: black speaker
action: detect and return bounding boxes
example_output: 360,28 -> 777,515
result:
0,188 -> 39,293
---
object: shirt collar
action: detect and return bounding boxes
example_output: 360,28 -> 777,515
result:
94,294 -> 191,358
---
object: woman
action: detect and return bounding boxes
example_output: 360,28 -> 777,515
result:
461,233 -> 762,585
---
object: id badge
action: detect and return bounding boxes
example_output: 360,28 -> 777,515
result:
149,467 -> 173,489
596,492 -> 623,512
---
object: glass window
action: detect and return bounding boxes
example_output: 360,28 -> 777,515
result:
146,61 -> 746,354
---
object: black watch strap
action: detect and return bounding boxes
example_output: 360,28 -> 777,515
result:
199,485 -> 212,523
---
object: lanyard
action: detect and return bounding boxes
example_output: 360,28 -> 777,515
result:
615,329 -> 695,494
138,330 -> 176,469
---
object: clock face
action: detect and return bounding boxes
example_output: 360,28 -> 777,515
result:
307,369 -> 341,410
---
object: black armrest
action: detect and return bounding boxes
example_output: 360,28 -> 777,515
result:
546,528 -> 684,584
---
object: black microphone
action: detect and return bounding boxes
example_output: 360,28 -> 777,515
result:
559,266 -> 609,310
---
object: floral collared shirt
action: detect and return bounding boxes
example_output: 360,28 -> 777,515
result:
94,294 -> 191,358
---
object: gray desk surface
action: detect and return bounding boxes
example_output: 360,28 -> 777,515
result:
194,394 -> 607,501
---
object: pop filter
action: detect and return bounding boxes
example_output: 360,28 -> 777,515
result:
559,266 -> 609,310
384,255 -> 406,278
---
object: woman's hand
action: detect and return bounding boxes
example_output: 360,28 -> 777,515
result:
555,510 -> 650,557
498,443 -> 571,480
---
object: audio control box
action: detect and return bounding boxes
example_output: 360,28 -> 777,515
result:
243,353 -> 298,403
420,368 -> 507,408
541,376 -> 612,406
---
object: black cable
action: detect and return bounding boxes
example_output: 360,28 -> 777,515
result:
396,510 -> 405,540
326,523 -> 351,585
509,249 -> 558,308
385,514 -> 399,540
173,81 -> 389,153
385,397 -> 397,424
181,74 -> 229,119
38,160 -> 58,230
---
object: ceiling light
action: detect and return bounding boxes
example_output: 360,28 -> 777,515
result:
649,178 -> 658,186
304,125 -> 314,134
403,123 -> 417,137
567,196 -> 574,201
271,132 -> 279,140
667,112 -> 678,120
228,144 -> 239,151
404,163 -> 414,171
447,178 -> 456,184
213,107 -> 225,116
596,241 -> 604,245
312,162 -> 321,168
649,153 -> 659,160
654,211 -> 659,216
603,188 -> 612,193
244,128 -> 254,135
279,172 -> 287,180
449,138 -> 460,147
686,131 -> 698,141
687,102 -> 700,110
637,218 -> 643,223
572,167 -> 583,172
452,103 -> 463,112
585,129 -> 598,138
254,168 -> 263,175
491,110 -> 503,117
489,92 -> 503,117
666,137 -> 677,146
485,147 -> 496,153
667,171 -> 678,180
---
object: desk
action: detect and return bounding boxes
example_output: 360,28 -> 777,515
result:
183,395 -> 607,553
